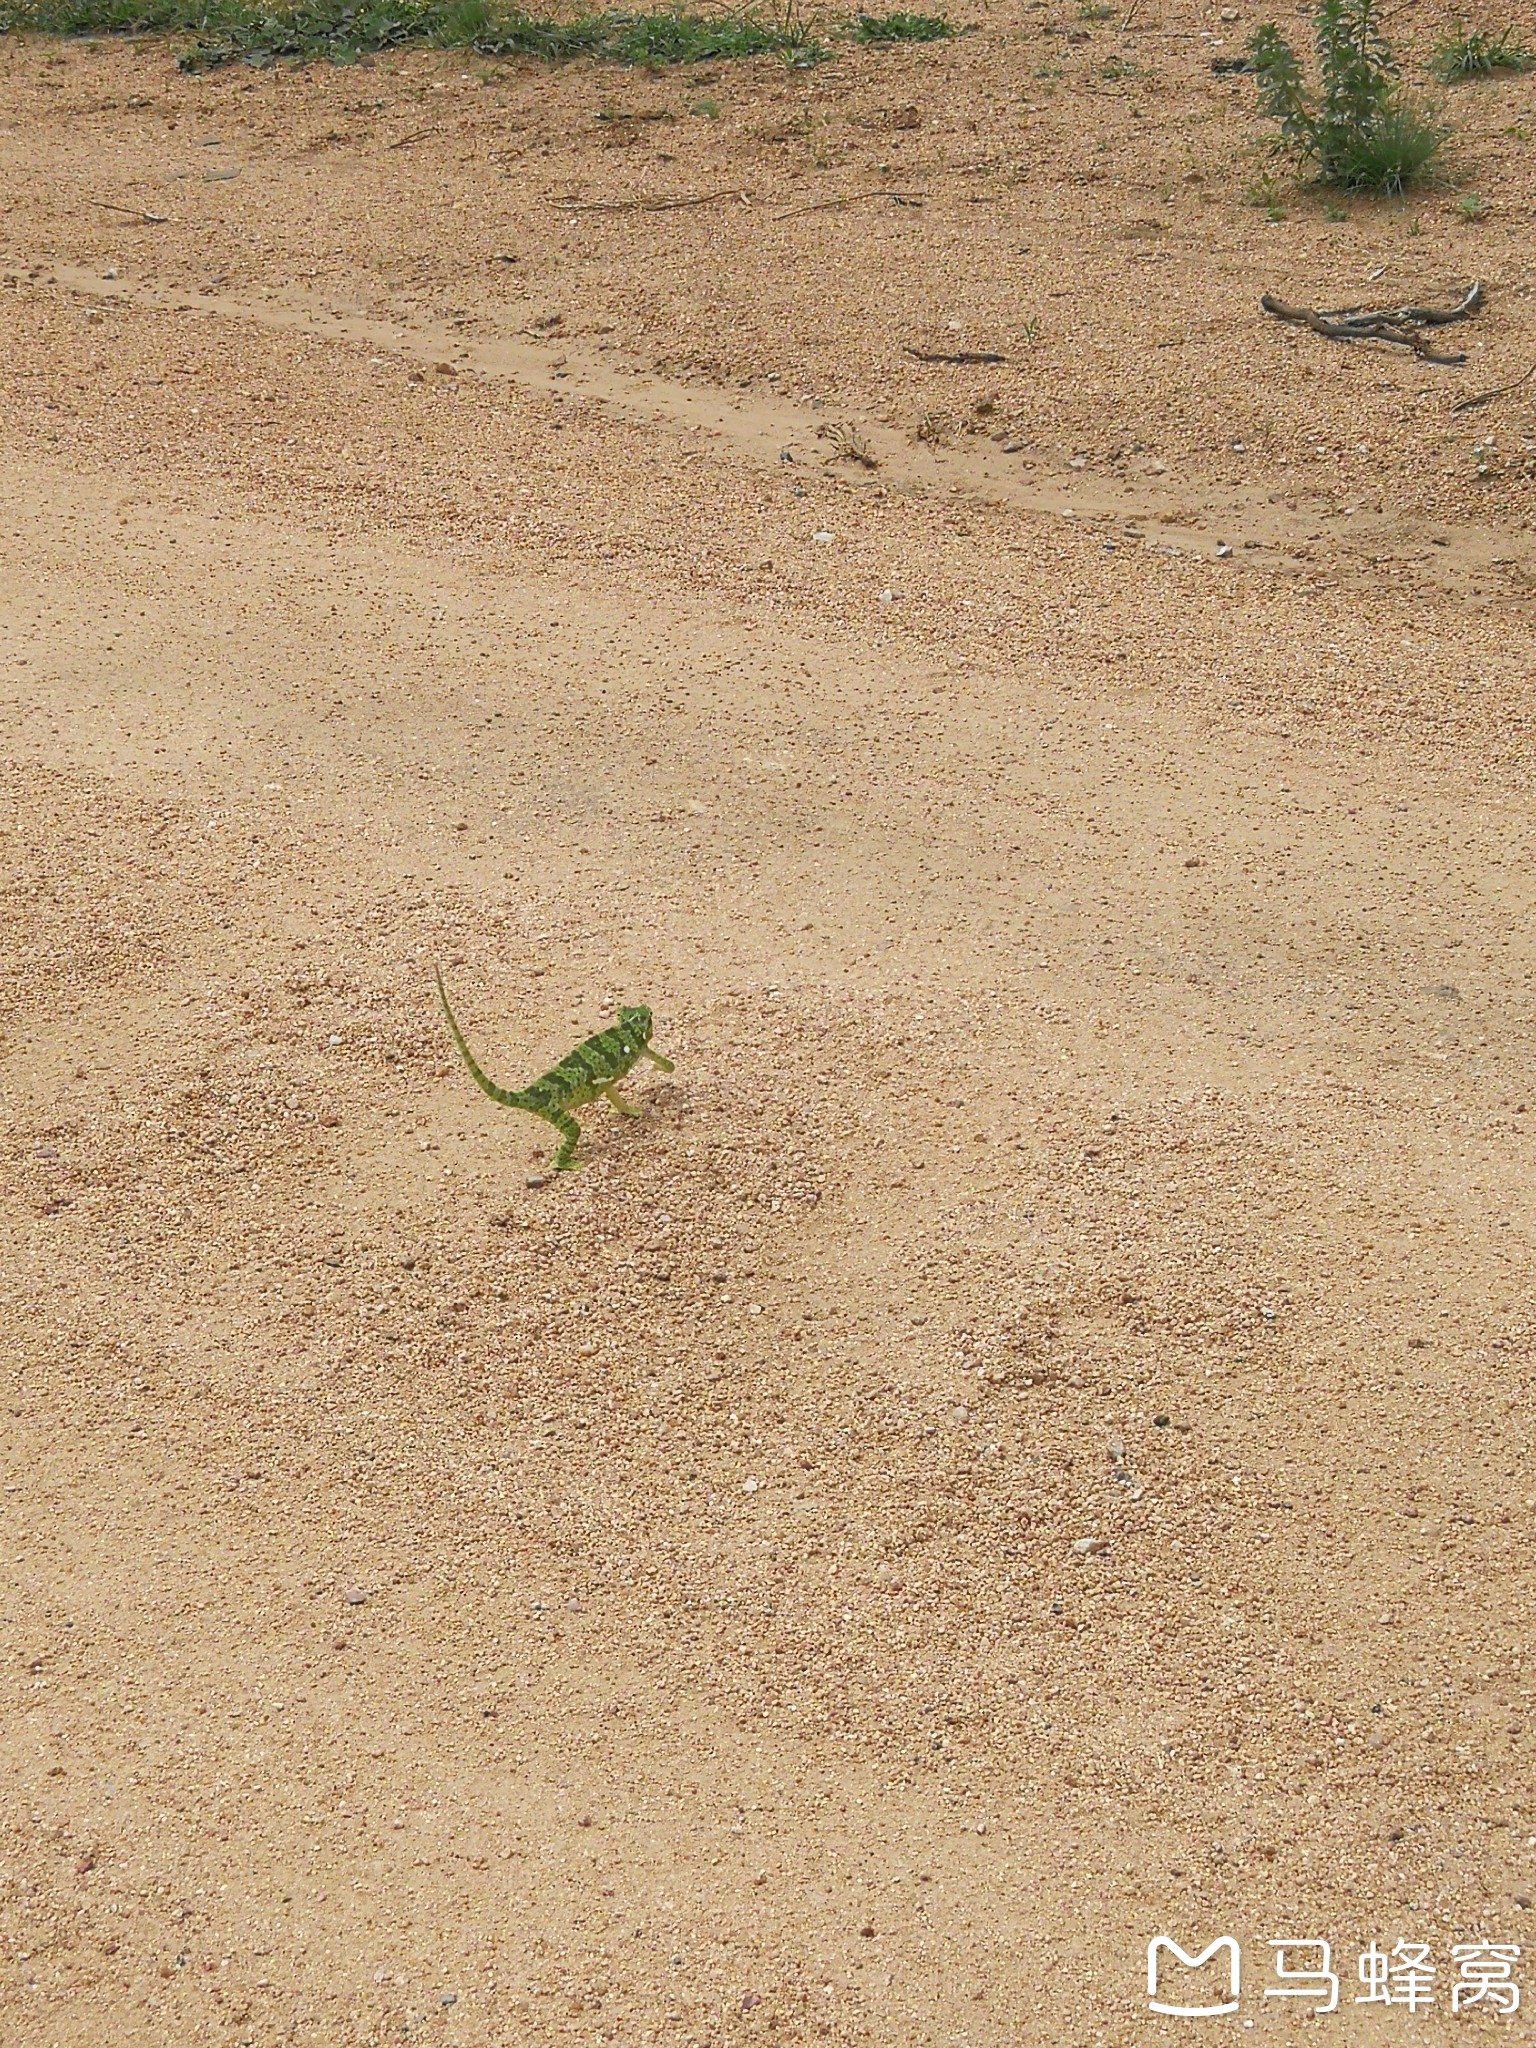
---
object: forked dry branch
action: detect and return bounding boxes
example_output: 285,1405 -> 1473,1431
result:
1260,280 -> 1484,364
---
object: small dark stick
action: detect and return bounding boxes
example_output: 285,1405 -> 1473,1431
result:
903,347 -> 1008,365
87,198 -> 168,224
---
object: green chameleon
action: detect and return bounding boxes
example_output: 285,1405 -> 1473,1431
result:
434,967 -> 674,1172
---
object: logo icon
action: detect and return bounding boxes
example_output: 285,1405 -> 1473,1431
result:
1147,1936 -> 1242,2018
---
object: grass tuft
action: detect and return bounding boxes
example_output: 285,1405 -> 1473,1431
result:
852,9 -> 950,41
1430,20 -> 1535,81
1326,90 -> 1449,189
0,0 -> 835,68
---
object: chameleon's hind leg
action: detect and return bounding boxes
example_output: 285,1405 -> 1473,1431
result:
535,1107 -> 583,1171
642,1049 -> 675,1074
603,1084 -> 643,1117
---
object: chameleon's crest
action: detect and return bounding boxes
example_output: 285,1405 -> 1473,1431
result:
435,969 -> 674,1173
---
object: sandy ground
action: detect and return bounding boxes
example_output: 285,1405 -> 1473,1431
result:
4,10 -> 1536,2045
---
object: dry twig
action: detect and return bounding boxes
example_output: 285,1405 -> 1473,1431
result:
546,189 -> 752,214
1451,359 -> 1536,415
773,190 -> 925,220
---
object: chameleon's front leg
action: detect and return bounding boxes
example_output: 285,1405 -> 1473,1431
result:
642,1049 -> 675,1074
603,1084 -> 643,1117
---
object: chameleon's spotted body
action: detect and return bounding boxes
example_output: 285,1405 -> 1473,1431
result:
435,967 -> 674,1172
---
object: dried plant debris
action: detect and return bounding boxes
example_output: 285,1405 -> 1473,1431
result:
821,422 -> 880,469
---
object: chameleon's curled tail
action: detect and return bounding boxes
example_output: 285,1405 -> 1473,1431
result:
434,966 -> 527,1108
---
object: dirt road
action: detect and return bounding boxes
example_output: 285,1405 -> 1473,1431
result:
4,17 -> 1536,2045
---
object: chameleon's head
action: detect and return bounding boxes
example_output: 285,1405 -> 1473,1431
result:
617,1004 -> 654,1046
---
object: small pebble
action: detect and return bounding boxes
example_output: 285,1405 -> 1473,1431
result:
812,530 -> 834,545
343,1586 -> 368,1606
